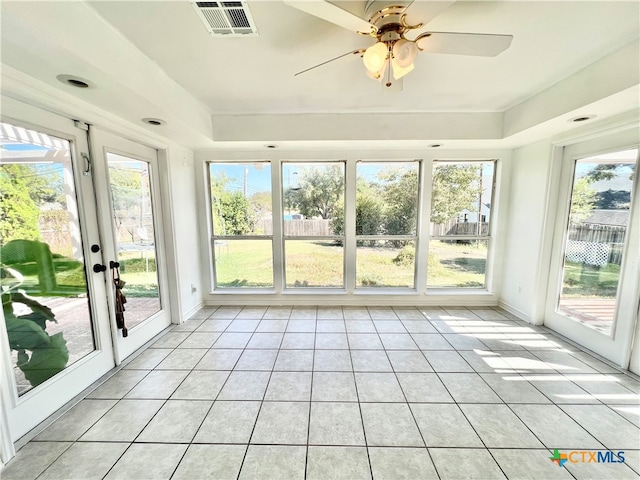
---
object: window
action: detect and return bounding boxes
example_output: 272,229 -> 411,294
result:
205,157 -> 501,294
427,161 -> 495,288
282,162 -> 345,288
209,162 -> 273,288
355,162 -> 419,288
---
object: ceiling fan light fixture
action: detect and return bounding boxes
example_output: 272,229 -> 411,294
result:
363,41 -> 388,73
366,59 -> 388,81
392,39 -> 418,68
391,59 -> 414,80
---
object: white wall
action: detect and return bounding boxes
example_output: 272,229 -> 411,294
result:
165,145 -> 203,320
499,140 -> 555,322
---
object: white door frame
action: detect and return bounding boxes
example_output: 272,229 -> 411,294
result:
544,127 -> 640,367
90,127 -> 172,362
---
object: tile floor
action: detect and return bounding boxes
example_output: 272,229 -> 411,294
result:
3,306 -> 640,479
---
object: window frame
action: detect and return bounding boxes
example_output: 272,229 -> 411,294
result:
207,160 -> 275,290
200,153 -> 505,299
281,160 -> 346,290
426,159 -> 497,290
354,160 -> 422,290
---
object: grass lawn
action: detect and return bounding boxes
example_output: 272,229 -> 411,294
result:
427,240 -> 487,288
561,261 -> 620,298
214,239 -> 489,289
356,243 -> 415,287
115,251 -> 159,297
286,241 -> 343,287
215,240 -> 274,287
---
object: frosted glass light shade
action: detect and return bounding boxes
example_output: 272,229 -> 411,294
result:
363,42 -> 388,72
366,58 -> 388,80
392,59 -> 414,79
392,39 -> 418,67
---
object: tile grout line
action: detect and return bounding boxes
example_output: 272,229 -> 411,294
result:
167,308 -> 266,479
101,312 -> 219,479
344,311 -> 375,480
303,310 -> 319,480
374,312 -> 442,480
235,308 -> 291,480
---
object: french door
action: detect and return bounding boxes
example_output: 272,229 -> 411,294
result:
1,99 -> 172,448
545,128 -> 640,367
90,128 -> 171,361
0,99 -> 115,441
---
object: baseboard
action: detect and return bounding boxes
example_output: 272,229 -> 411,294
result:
182,301 -> 204,322
497,300 -> 529,323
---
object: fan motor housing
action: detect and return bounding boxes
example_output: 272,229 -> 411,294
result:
365,0 -> 412,31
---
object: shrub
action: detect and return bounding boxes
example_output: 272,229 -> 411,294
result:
392,245 -> 415,266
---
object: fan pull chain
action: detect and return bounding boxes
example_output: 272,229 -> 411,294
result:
386,44 -> 393,87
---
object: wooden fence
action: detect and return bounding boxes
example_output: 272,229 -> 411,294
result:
257,219 -> 333,236
430,220 -> 488,237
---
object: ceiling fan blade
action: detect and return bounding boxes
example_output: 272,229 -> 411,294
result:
415,32 -> 513,57
403,1 -> 456,28
283,0 -> 374,33
294,49 -> 364,76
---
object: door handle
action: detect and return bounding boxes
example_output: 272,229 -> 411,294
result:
93,263 -> 107,273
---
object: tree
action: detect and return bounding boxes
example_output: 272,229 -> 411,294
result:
250,191 -> 272,219
331,185 -> 384,237
570,178 -> 596,223
0,165 -> 41,244
430,164 -> 482,224
595,189 -> 630,209
108,167 -> 144,241
217,191 -> 255,235
380,168 -> 418,235
109,167 -> 142,212
210,172 -> 255,235
288,165 -> 344,219
26,164 -> 64,205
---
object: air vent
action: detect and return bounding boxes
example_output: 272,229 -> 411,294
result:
192,1 -> 258,37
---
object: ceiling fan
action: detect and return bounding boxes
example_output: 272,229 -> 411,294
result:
285,0 -> 513,88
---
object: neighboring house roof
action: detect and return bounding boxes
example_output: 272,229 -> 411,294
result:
584,210 -> 629,226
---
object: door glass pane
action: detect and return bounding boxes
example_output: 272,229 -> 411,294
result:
557,148 -> 638,335
107,153 -> 160,329
1,121 -> 95,395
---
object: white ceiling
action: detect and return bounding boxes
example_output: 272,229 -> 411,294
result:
1,1 -> 639,148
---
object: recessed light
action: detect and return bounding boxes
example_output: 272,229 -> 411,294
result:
570,115 -> 596,123
56,74 -> 93,88
142,118 -> 165,126
429,143 -> 442,148
264,144 -> 278,149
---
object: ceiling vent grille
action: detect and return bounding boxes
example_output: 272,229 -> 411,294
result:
192,1 -> 258,37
